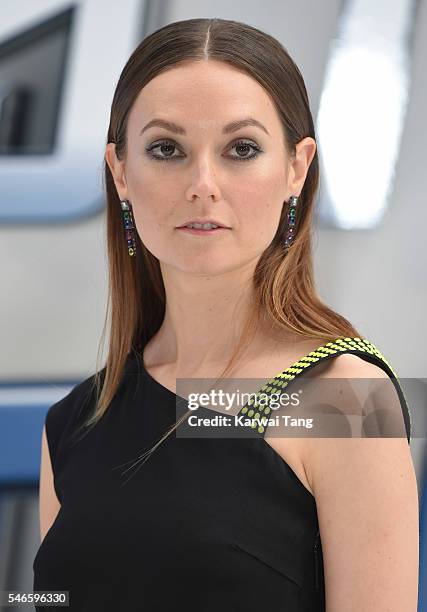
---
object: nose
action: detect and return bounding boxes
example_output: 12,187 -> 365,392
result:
185,154 -> 223,203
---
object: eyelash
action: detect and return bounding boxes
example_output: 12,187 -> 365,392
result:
145,138 -> 263,163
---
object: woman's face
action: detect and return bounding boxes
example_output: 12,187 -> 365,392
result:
106,60 -> 313,276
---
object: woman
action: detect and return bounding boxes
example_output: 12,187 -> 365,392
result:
33,17 -> 419,611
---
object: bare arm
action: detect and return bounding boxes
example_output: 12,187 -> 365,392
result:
39,425 -> 61,542
303,355 -> 419,611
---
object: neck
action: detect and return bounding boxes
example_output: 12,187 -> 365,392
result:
146,258 -> 268,374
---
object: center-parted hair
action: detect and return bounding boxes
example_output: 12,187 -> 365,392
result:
70,18 -> 362,456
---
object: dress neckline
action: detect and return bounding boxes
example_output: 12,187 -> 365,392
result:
140,355 -> 188,404
134,337 -> 342,415
126,337 -> 410,442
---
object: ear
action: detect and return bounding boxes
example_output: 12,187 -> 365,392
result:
105,143 -> 129,200
286,136 -> 317,197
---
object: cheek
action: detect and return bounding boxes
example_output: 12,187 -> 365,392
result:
132,202 -> 174,250
238,184 -> 285,240
126,169 -> 173,229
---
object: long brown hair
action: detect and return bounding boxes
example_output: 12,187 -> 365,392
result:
71,17 -> 361,457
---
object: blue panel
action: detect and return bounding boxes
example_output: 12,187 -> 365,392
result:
0,404 -> 49,484
0,380 -> 78,485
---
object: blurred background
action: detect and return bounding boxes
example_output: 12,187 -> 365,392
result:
0,0 -> 426,609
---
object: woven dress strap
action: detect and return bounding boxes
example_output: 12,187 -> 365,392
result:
236,337 -> 411,444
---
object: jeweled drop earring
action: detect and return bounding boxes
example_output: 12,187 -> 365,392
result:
120,199 -> 137,257
284,195 -> 298,249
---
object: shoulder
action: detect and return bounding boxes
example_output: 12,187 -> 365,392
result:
318,352 -> 389,378
297,350 -> 393,428
45,370 -> 102,463
301,348 -> 406,441
47,371 -> 99,424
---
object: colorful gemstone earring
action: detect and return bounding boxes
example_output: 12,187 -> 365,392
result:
284,195 -> 298,249
120,199 -> 137,257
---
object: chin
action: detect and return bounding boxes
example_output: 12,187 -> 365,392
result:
164,256 -> 239,277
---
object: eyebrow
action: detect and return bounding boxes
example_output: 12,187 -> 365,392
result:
140,117 -> 270,136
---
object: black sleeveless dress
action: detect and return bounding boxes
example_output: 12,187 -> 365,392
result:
32,337 -> 411,611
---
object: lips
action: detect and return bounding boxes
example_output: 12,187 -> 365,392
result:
179,224 -> 221,229
176,226 -> 230,235
176,220 -> 230,229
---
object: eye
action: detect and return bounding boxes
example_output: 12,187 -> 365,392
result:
145,140 -> 182,161
228,139 -> 263,162
144,138 -> 263,162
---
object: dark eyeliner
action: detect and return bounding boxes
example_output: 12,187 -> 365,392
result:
144,138 -> 263,162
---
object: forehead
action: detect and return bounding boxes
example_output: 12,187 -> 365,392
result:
128,60 -> 281,133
